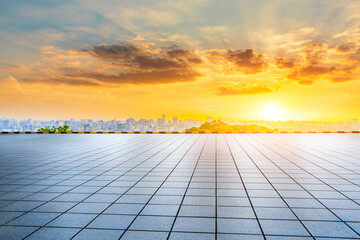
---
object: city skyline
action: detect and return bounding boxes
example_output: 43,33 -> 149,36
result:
0,1 -> 359,121
1,115 -> 359,132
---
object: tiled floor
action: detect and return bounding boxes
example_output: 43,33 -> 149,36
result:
0,134 -> 360,239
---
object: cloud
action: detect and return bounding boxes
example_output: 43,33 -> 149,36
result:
12,32 -> 360,89
133,55 -> 186,69
22,78 -> 101,86
82,44 -> 141,60
274,57 -> 296,69
166,49 -> 193,58
0,63 -> 29,73
217,84 -> 276,96
64,70 -> 201,85
226,49 -> 268,74
330,76 -> 354,83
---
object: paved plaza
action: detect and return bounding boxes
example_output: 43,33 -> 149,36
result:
0,134 -> 360,239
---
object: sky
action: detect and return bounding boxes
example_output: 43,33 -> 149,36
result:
0,0 -> 359,121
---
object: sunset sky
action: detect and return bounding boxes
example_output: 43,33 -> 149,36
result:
0,0 -> 359,121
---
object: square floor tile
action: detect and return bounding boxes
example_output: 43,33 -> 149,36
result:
7,212 -> 59,226
26,227 -> 80,240
0,226 -> 38,239
87,214 -> 135,229
173,217 -> 215,233
179,205 -> 215,217
121,230 -> 168,240
46,213 -> 96,228
129,216 -> 174,231
141,204 -> 179,216
260,219 -> 310,236
218,218 -> 261,234
303,221 -> 359,238
73,229 -> 123,240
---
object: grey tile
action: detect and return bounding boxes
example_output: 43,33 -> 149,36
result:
141,204 -> 179,216
33,202 -> 76,213
73,229 -> 123,240
319,199 -> 360,210
129,216 -> 174,231
293,208 -> 338,221
26,227 -> 80,240
104,203 -> 144,215
303,221 -> 359,238
0,226 -> 38,239
68,202 -> 110,214
121,230 -> 168,240
285,198 -> 325,208
87,214 -> 135,229
332,209 -> 360,221
260,219 -> 310,236
84,194 -> 119,203
1,201 -> 44,211
46,213 -> 96,228
22,193 -> 61,201
7,212 -> 59,226
149,195 -> 183,205
217,234 -> 264,240
183,196 -> 215,206
251,198 -> 287,208
179,205 -> 215,217
255,207 -> 297,220
116,195 -> 152,204
170,232 -> 215,240
53,193 -> 90,202
173,217 -> 215,233
217,206 -> 255,218
218,218 -> 261,234
217,197 -> 250,207
0,211 -> 25,225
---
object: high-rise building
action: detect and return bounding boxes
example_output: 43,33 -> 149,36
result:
207,117 -> 213,122
173,117 -> 178,125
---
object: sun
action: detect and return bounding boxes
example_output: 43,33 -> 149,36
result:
259,104 -> 283,121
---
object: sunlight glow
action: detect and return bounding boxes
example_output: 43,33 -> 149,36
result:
259,104 -> 283,121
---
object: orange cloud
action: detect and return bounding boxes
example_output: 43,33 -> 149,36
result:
217,84 -> 276,95
12,34 -> 359,91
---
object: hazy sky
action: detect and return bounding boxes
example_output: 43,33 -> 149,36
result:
0,0 -> 359,120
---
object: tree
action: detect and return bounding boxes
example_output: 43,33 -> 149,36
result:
185,120 -> 277,132
38,125 -> 72,133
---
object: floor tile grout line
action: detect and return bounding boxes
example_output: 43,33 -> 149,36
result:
66,134 -> 191,239
276,135 -> 360,178
1,134 -> 360,239
249,134 -> 360,237
117,135 -> 201,239
262,135 -> 360,205
22,135 -> 181,238
0,135 -> 146,197
231,134 -> 315,239
13,135 -> 179,238
223,134 -> 267,240
215,135 -> 218,240
166,135 -> 209,240
0,135 -> 131,181
0,135 -> 155,212
283,134 -> 360,161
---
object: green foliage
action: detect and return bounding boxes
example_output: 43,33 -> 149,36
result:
38,125 -> 72,133
186,120 -> 278,132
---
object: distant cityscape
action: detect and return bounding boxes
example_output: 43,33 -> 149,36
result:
0,115 -> 203,132
1,116 -> 360,132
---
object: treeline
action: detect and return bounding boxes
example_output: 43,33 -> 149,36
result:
38,125 -> 72,133
186,120 -> 278,132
